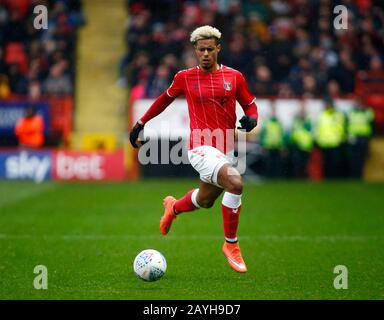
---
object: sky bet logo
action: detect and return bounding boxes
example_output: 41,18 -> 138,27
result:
3,151 -> 51,183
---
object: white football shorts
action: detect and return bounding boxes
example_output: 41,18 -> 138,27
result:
188,145 -> 235,188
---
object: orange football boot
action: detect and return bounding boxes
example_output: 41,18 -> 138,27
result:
160,196 -> 177,235
222,242 -> 247,273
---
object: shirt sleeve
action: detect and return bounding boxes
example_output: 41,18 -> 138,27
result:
236,72 -> 255,107
166,71 -> 184,98
139,92 -> 175,124
236,72 -> 258,118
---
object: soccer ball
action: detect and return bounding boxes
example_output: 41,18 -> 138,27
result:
133,249 -> 167,281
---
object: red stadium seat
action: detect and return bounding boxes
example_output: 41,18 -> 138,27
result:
4,42 -> 28,74
4,0 -> 31,18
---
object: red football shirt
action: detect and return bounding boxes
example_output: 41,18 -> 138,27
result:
141,64 -> 257,153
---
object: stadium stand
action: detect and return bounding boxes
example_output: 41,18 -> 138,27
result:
0,0 -> 85,146
123,0 -> 384,100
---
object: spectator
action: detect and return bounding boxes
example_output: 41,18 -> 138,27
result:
268,25 -> 295,83
28,80 -> 42,101
302,74 -> 319,98
181,48 -> 197,69
327,79 -> 342,99
250,64 -> 275,96
127,51 -> 152,87
43,63 -> 72,95
146,64 -> 171,98
222,32 -> 253,78
7,63 -> 28,94
369,54 -> 383,72
277,82 -> 294,98
328,49 -> 356,94
15,105 -> 44,149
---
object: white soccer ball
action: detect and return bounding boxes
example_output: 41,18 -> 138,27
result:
133,249 -> 167,281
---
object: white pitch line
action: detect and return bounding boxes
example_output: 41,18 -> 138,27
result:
0,234 -> 382,242
0,234 -> 248,241
256,235 -> 384,242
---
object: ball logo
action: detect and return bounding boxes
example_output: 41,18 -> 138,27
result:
134,249 -> 167,282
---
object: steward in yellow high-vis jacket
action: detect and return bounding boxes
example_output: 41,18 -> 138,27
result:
346,98 -> 374,178
259,111 -> 285,178
290,109 -> 314,178
315,98 -> 346,178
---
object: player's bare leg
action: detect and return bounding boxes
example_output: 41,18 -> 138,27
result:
195,181 -> 223,208
160,181 -> 223,235
217,164 -> 247,273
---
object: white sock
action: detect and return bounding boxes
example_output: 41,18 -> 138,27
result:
191,188 -> 201,208
222,192 -> 242,208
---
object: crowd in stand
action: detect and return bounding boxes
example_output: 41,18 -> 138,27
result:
0,0 -> 85,100
123,0 -> 384,101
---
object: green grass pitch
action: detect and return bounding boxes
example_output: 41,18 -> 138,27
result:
0,180 -> 383,300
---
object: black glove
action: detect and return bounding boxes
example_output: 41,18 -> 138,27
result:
129,122 -> 145,148
238,115 -> 257,132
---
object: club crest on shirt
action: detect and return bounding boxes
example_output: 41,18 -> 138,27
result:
223,81 -> 232,91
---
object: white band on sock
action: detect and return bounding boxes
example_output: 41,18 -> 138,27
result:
191,189 -> 201,208
225,237 -> 238,243
222,192 -> 242,209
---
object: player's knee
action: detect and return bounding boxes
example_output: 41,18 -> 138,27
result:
198,198 -> 215,208
226,175 -> 243,194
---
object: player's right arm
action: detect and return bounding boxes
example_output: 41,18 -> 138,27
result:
129,71 -> 185,148
235,72 -> 258,132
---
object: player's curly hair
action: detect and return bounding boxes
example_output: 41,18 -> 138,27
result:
190,25 -> 222,45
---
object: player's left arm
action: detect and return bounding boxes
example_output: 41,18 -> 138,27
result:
129,71 -> 184,148
236,72 -> 258,132
129,92 -> 176,148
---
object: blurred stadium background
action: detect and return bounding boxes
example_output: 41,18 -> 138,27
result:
0,0 -> 383,299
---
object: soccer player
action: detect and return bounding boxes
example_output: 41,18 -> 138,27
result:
129,26 -> 258,273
